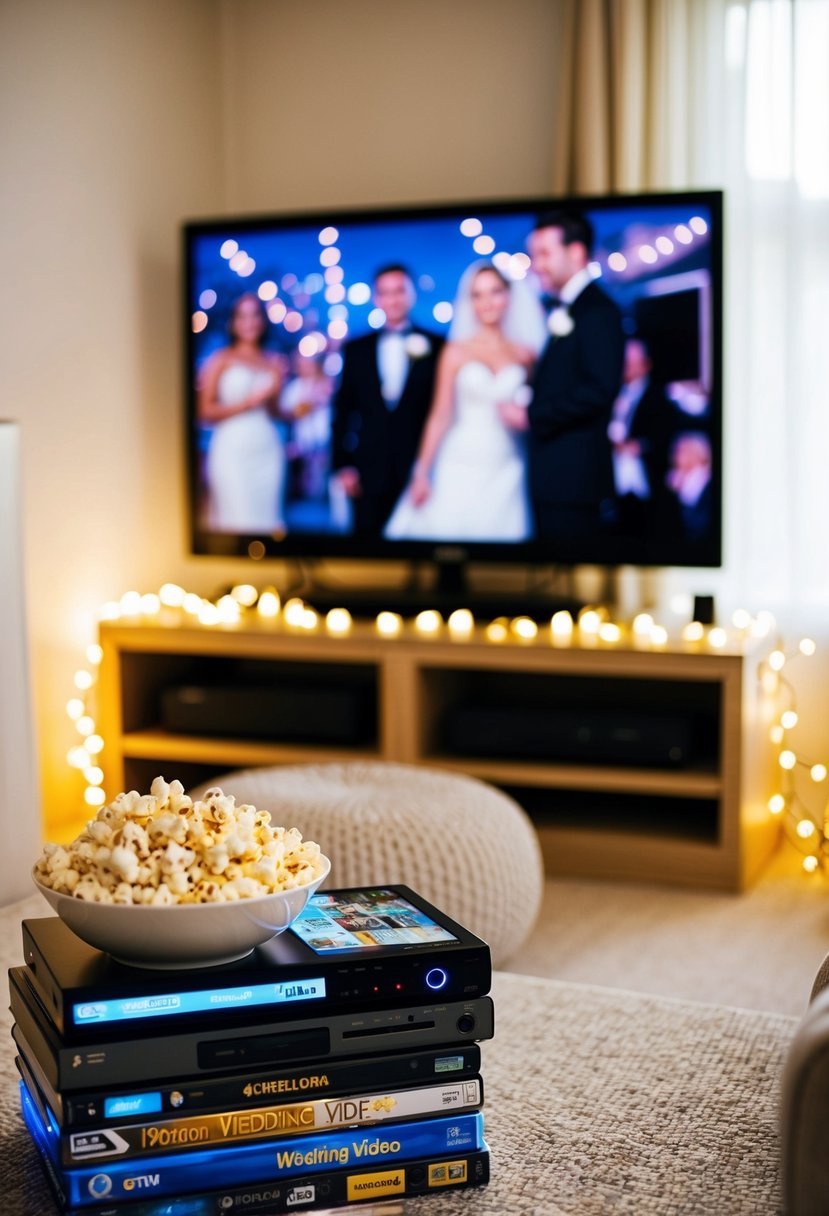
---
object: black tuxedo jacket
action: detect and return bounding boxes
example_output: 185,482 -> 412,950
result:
528,282 -> 624,507
331,328 -> 443,497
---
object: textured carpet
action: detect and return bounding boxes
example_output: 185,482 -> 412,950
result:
0,895 -> 797,1215
506,843 -> 829,1018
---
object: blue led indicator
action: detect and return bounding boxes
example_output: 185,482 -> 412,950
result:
425,967 -> 448,990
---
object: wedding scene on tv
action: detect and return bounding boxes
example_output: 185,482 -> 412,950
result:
190,203 -> 716,558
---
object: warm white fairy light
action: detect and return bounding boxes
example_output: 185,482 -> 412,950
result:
376,611 -> 403,637
301,607 -> 319,630
183,592 -> 202,615
74,670 -> 93,691
811,764 -> 827,783
599,622 -> 621,644
632,613 -> 654,637
768,649 -> 786,671
86,644 -> 103,666
803,855 -> 820,873
751,611 -> 776,638
85,734 -> 104,755
231,584 -> 259,607
485,618 -> 509,643
682,622 -> 705,642
75,716 -> 95,737
707,627 -> 727,648
768,794 -> 786,815
284,598 -> 307,628
119,590 -> 142,616
326,608 -> 353,635
447,608 -> 474,638
257,590 -> 280,618
578,610 -> 601,635
66,698 -> 84,721
83,766 -> 104,786
159,583 -> 186,607
140,594 -> 161,615
216,595 -> 242,624
779,749 -> 797,770
414,610 -> 442,635
197,603 -> 220,627
770,724 -> 785,744
650,625 -> 669,646
731,608 -> 752,630
797,819 -> 816,839
67,746 -> 90,769
551,610 -> 574,640
799,637 -> 817,656
84,787 -> 106,807
781,710 -> 799,730
511,616 -> 538,641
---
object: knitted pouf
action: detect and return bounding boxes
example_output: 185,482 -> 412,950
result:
189,762 -> 544,967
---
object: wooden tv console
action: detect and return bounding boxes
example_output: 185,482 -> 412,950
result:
97,616 -> 779,891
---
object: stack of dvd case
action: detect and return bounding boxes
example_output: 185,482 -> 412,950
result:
9,884 -> 493,1214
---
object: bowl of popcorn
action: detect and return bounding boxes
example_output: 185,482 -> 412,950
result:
32,777 -> 330,969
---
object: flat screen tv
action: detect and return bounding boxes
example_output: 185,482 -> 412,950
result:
184,190 -> 722,595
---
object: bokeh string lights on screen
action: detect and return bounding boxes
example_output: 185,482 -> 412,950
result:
191,210 -> 713,356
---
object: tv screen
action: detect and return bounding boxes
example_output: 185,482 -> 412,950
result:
184,190 -> 722,572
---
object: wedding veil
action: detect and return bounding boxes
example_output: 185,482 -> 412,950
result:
447,259 -> 547,354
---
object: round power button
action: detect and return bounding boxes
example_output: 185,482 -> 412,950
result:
425,967 -> 448,990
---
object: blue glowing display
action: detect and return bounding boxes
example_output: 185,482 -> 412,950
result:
72,977 -> 326,1026
103,1092 -> 162,1118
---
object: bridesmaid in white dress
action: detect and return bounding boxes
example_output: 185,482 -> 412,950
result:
384,262 -> 547,541
198,293 -> 286,534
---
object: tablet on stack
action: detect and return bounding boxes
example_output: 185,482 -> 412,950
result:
9,884 -> 493,1214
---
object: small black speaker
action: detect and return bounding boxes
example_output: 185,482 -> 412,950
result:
693,595 -> 715,625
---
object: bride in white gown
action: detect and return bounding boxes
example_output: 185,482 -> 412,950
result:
384,261 -> 546,542
199,293 -> 286,534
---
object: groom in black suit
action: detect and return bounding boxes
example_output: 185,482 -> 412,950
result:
331,265 -> 443,535
520,211 -> 625,543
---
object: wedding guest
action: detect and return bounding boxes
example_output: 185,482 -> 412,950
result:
385,261 -> 545,541
198,293 -> 286,534
502,210 -> 624,543
330,265 -> 442,535
280,352 -> 333,500
666,431 -> 714,545
608,336 -> 680,535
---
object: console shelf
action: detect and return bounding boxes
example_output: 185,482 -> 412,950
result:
98,617 -> 779,890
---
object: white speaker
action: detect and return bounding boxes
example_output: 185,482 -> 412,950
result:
0,421 -> 41,901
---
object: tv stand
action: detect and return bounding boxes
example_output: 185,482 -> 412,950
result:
97,616 -> 779,891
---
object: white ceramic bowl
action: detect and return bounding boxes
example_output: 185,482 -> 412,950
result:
32,856 -> 330,969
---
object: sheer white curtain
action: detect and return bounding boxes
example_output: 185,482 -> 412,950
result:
553,0 -> 829,613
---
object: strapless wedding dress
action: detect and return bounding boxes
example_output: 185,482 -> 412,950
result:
206,363 -> 286,533
384,361 -> 531,541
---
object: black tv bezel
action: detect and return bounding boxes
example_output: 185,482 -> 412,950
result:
183,188 -> 724,571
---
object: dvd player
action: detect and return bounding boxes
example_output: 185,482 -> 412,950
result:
22,885 -> 491,1040
10,966 -> 495,1091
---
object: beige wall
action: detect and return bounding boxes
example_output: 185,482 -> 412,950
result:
0,0 -> 225,831
0,0 -> 567,835
218,0 -> 565,212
